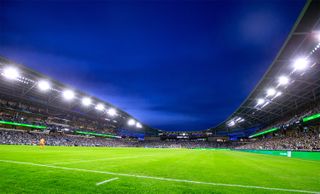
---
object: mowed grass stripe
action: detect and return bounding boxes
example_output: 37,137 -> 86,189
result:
0,159 -> 319,194
51,154 -> 156,165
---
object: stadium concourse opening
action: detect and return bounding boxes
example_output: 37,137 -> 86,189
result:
0,0 -> 320,194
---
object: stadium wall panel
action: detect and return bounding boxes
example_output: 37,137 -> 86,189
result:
236,149 -> 320,161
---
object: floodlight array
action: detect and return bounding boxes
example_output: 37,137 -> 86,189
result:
255,33 -> 319,108
228,32 -> 320,128
0,65 -> 143,129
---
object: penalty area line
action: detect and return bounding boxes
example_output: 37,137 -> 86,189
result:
96,177 -> 119,186
0,159 -> 319,194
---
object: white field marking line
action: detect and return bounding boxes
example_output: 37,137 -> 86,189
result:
0,159 -> 319,194
51,154 -> 155,165
96,177 -> 119,186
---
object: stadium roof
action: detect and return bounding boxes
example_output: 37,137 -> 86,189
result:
211,0 -> 320,133
0,56 -> 157,134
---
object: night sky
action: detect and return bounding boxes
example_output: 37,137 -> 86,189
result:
0,0 -> 305,131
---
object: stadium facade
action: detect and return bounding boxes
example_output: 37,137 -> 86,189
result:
0,56 -> 158,139
0,0 -> 319,147
210,0 -> 320,138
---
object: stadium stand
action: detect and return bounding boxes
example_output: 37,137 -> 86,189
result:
0,96 -> 118,135
237,127 -> 320,151
208,0 -> 320,151
0,128 -> 239,148
0,0 -> 319,152
0,83 -> 319,150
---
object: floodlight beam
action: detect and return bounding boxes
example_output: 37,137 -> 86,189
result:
293,58 -> 308,71
95,103 -> 105,111
128,119 -> 136,126
82,97 -> 92,106
63,90 -> 75,100
38,80 -> 50,91
107,108 -> 117,116
2,67 -> 19,80
278,76 -> 289,86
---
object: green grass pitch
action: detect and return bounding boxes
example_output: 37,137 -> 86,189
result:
0,145 -> 319,194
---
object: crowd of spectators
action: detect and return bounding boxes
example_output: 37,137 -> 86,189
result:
254,103 -> 320,136
235,102 -> 320,151
0,128 -> 237,148
1,126 -> 319,150
135,140 -> 237,148
236,126 -> 320,151
0,97 -> 118,135
0,97 -> 319,151
0,129 -> 128,147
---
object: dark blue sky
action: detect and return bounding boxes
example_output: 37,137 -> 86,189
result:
0,0 -> 305,131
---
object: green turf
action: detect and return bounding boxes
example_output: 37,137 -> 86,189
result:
0,145 -> 319,194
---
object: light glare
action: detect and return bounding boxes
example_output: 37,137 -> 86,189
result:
275,91 -> 282,98
107,108 -> 117,116
38,80 -> 50,91
316,32 -> 320,42
257,98 -> 265,105
136,122 -> 142,128
128,119 -> 136,126
95,103 -> 104,111
228,121 -> 235,127
267,88 -> 276,96
82,97 -> 91,106
3,67 -> 19,80
278,76 -> 289,85
63,90 -> 75,100
293,58 -> 308,71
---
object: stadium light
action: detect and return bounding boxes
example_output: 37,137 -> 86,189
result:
316,32 -> 320,42
275,91 -> 282,98
95,103 -> 104,111
62,90 -> 75,100
107,108 -> 117,116
228,120 -> 235,127
128,119 -> 136,126
136,122 -> 142,128
38,80 -> 50,91
293,58 -> 309,71
257,98 -> 265,105
278,76 -> 289,86
2,67 -> 19,80
261,101 -> 270,108
82,97 -> 92,106
235,117 -> 241,122
266,88 -> 276,96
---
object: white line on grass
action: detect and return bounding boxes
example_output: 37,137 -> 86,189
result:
96,177 -> 119,186
0,159 -> 319,194
51,155 -> 155,165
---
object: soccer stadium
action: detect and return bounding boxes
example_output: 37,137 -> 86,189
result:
0,0 -> 320,194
